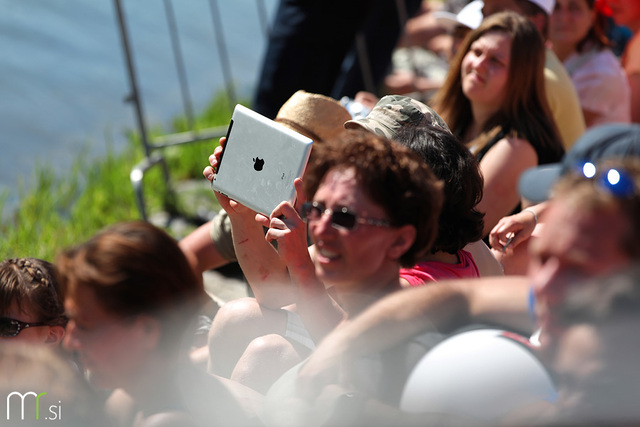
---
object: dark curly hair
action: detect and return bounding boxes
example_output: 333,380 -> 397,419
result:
394,125 -> 485,254
0,258 -> 67,326
302,129 -> 443,267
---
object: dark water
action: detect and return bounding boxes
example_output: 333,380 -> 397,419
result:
0,0 -> 276,212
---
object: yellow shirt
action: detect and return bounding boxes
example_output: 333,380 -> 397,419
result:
544,49 -> 586,151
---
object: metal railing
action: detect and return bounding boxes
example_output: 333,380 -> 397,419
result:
112,0 -> 270,221
113,0 -> 409,221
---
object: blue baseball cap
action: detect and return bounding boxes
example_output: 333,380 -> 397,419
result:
519,123 -> 640,203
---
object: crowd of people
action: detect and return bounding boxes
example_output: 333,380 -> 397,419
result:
2,0 -> 640,426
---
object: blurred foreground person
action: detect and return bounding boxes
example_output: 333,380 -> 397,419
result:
58,221 -> 263,427
1,343 -> 108,427
285,156 -> 640,425
544,264 -> 640,424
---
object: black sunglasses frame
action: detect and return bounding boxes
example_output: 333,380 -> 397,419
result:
301,201 -> 391,231
0,317 -> 50,338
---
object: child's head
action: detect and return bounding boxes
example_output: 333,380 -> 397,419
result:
0,258 -> 67,345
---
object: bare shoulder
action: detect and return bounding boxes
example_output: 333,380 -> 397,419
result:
501,135 -> 537,152
481,135 -> 538,169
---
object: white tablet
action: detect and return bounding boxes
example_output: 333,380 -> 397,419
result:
211,104 -> 313,216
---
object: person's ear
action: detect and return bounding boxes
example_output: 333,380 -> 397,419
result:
134,315 -> 161,351
386,224 -> 416,261
44,325 -> 66,345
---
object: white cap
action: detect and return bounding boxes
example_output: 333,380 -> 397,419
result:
433,0 -> 484,30
526,0 -> 555,15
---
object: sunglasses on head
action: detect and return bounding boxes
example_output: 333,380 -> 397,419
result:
0,317 -> 50,338
577,161 -> 636,198
300,201 -> 391,231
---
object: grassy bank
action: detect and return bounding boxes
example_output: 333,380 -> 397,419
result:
0,94 -> 238,262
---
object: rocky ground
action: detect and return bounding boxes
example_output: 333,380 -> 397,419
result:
149,178 -> 250,309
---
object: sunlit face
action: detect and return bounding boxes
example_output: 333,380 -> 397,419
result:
528,199 -> 632,347
550,0 -> 596,51
606,0 -> 640,31
63,286 -> 151,389
308,167 -> 405,294
482,0 -> 523,16
461,30 -> 512,111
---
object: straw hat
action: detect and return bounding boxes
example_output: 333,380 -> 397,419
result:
275,90 -> 352,143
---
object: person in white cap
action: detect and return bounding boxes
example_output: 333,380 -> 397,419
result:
481,0 -> 586,150
433,0 -> 485,57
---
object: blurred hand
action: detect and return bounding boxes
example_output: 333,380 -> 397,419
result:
489,209 -> 537,253
261,179 -> 310,266
203,136 -> 259,219
296,338 -> 345,402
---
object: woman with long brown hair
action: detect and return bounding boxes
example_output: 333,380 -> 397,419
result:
432,11 -> 564,237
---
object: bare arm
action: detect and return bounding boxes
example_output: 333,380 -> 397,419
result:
264,190 -> 345,341
178,221 -> 229,279
204,139 -> 294,308
489,202 -> 547,253
476,137 -> 538,237
296,276 -> 533,399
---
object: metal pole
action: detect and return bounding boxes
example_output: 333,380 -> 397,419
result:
257,0 -> 271,38
164,0 -> 197,131
209,0 -> 237,110
113,0 -> 152,157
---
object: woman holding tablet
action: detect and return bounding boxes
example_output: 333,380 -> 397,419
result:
204,129 -> 443,393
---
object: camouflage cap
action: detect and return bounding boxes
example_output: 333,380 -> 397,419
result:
344,95 -> 451,140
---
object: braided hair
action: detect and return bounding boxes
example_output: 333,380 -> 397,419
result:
0,258 -> 67,326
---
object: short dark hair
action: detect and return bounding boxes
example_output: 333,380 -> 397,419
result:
395,125 -> 485,254
303,129 -> 444,266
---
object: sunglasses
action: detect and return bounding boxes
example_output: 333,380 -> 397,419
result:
0,317 -> 50,337
577,161 -> 636,198
300,201 -> 391,231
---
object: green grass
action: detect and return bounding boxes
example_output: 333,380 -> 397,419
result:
0,93 -> 241,262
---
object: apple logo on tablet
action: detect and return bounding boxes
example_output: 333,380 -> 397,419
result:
253,157 -> 265,171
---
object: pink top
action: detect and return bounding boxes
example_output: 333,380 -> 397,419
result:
400,249 -> 480,287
